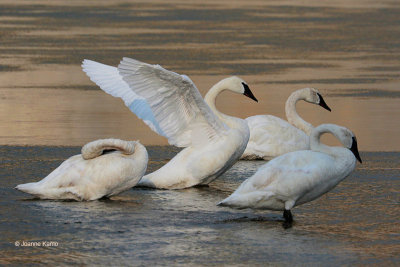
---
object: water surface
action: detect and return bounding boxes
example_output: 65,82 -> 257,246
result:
1,146 -> 399,265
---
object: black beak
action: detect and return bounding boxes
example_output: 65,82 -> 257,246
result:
242,82 -> 258,102
350,136 -> 362,163
317,93 -> 331,112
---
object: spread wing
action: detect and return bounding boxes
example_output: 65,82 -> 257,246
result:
82,58 -> 228,147
82,59 -> 165,136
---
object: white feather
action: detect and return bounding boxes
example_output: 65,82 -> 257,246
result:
82,59 -> 166,137
82,58 -> 256,189
82,58 -> 228,147
241,88 -> 330,160
117,57 -> 227,147
220,124 -> 360,218
15,139 -> 148,201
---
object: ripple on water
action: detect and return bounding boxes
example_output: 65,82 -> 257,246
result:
1,146 -> 399,265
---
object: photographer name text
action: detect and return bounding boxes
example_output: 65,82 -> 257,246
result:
15,241 -> 59,247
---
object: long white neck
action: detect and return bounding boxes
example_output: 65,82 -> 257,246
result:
81,138 -> 136,160
310,124 -> 356,175
310,124 -> 336,155
285,89 -> 313,135
204,80 -> 246,131
310,124 -> 352,159
133,140 -> 147,155
132,141 -> 149,166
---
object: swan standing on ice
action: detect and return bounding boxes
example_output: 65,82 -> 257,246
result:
241,88 -> 331,160
15,139 -> 148,201
219,123 -> 362,227
82,58 -> 258,189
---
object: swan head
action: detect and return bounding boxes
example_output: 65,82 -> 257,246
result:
335,126 -> 362,163
219,76 -> 258,102
303,88 -> 331,112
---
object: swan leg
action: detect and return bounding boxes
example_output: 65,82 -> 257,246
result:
282,209 -> 293,229
283,209 -> 293,222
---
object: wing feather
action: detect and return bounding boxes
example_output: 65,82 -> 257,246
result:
117,57 -> 227,147
82,59 -> 166,136
82,58 -> 227,147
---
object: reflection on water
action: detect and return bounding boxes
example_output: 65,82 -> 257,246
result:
0,0 -> 400,150
0,146 -> 399,265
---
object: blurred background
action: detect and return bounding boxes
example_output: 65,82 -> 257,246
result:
1,0 -> 399,150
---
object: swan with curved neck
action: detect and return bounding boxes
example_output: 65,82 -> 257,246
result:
82,58 -> 258,189
15,139 -> 148,201
204,78 -> 255,129
219,123 -> 362,227
241,87 -> 331,160
139,77 -> 256,189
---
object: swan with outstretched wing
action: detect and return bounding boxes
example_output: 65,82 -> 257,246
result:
82,58 -> 258,189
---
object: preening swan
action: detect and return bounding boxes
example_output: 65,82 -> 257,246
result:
219,123 -> 362,227
82,58 -> 258,189
241,88 -> 331,160
15,139 -> 148,201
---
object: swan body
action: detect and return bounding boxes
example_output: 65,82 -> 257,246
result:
241,88 -> 331,160
82,58 -> 258,189
219,123 -> 362,224
15,139 -> 148,201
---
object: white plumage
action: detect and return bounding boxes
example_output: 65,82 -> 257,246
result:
82,58 -> 258,189
15,139 -> 148,201
220,123 -> 362,225
241,88 -> 331,160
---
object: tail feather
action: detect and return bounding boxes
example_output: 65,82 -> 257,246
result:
16,183 -> 83,200
15,182 -> 41,195
217,198 -> 250,209
217,200 -> 227,206
217,196 -> 233,207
